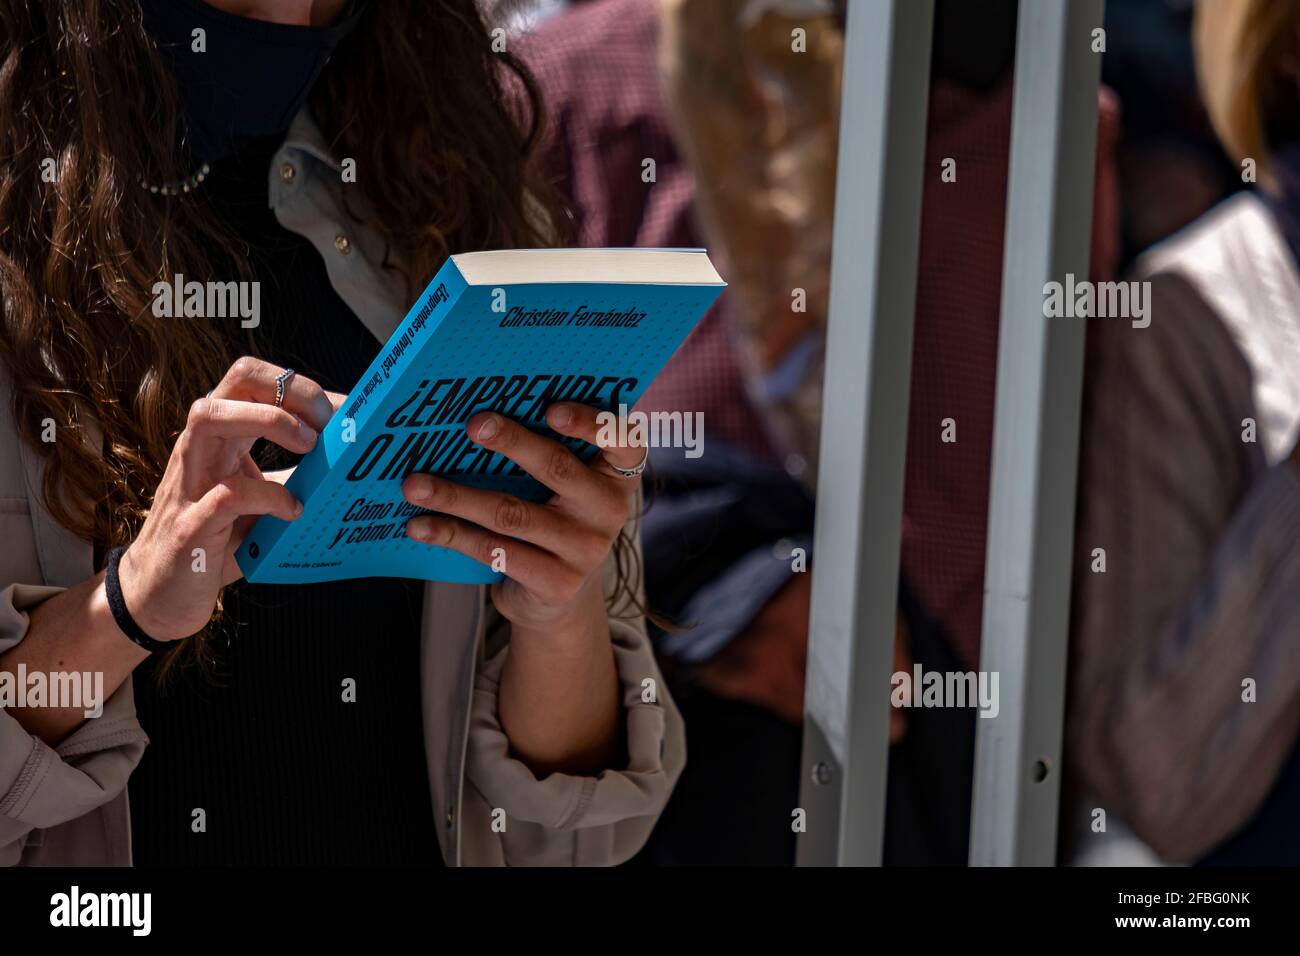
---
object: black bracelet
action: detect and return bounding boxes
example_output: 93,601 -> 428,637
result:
104,546 -> 171,653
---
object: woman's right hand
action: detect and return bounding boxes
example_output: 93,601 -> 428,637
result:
116,357 -> 336,641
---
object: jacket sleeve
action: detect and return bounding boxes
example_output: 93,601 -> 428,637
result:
459,499 -> 685,866
0,583 -> 148,865
1069,271 -> 1300,862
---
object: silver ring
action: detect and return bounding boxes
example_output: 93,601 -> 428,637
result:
609,446 -> 649,479
273,368 -> 295,408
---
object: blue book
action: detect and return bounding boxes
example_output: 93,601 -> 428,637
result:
235,248 -> 725,584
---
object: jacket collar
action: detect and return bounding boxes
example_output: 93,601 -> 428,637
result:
281,108 -> 344,174
266,107 -> 409,344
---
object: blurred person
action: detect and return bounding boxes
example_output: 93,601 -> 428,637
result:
1069,0 -> 1300,866
659,0 -> 1118,864
661,0 -> 1120,682
0,0 -> 683,867
654,0 -> 992,866
1101,0 -> 1239,264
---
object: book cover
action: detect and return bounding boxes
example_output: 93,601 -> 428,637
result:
235,248 -> 725,584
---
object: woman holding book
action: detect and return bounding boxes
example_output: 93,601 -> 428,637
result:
0,0 -> 682,866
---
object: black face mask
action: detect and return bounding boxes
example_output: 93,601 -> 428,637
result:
140,0 -> 364,164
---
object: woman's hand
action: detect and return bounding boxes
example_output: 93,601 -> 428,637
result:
401,403 -> 645,631
402,402 -> 643,775
118,357 -> 337,641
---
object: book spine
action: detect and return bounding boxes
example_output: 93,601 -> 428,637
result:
235,439 -> 332,573
324,264 -> 470,459
236,261 -> 469,581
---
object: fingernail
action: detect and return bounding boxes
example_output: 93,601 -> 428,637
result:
297,417 -> 314,444
406,474 -> 433,502
293,498 -> 304,517
475,414 -> 501,442
550,404 -> 573,427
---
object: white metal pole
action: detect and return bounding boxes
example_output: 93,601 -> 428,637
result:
797,0 -> 934,868
968,0 -> 1104,867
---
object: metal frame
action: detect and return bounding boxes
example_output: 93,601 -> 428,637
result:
796,0 -> 934,868
968,0 -> 1104,866
798,0 -> 1103,867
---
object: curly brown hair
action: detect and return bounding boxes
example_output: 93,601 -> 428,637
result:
0,0 -> 616,667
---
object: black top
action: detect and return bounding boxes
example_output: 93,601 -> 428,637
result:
128,135 -> 443,866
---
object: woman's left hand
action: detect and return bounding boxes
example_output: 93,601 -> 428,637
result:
400,403 -> 644,630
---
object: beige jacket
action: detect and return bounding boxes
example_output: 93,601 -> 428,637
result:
0,111 -> 684,867
1070,192 -> 1300,862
